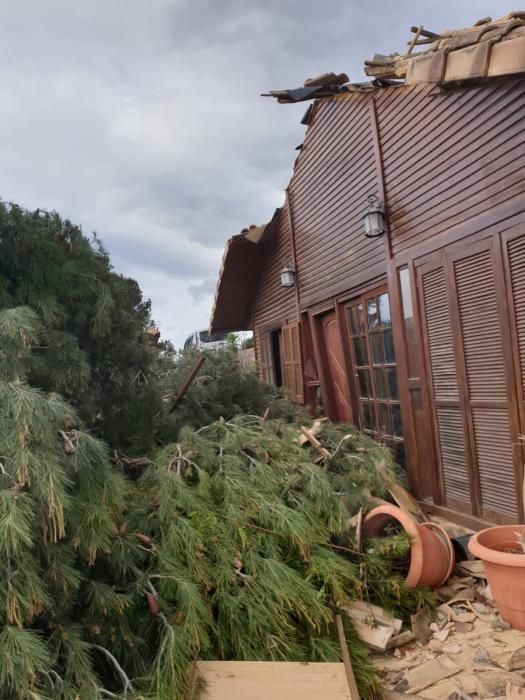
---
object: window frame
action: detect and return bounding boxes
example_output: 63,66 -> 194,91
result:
345,287 -> 404,463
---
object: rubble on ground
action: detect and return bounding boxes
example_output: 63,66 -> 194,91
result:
373,562 -> 525,699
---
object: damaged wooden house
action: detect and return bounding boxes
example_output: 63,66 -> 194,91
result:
210,13 -> 525,529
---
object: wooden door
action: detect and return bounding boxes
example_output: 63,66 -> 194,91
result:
418,237 -> 523,522
319,312 -> 353,423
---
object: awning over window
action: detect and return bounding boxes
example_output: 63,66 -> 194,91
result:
209,209 -> 280,333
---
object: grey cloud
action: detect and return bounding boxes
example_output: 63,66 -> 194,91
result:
0,0 -> 502,346
188,278 -> 217,302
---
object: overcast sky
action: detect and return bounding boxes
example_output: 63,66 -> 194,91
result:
0,0 -> 508,346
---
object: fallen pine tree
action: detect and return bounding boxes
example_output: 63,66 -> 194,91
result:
0,307 -> 432,699
121,417 -> 432,699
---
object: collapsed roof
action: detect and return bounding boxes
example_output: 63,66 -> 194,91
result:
263,11 -> 525,103
367,11 -> 525,84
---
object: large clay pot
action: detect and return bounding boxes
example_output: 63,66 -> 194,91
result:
468,525 -> 525,631
363,504 -> 455,589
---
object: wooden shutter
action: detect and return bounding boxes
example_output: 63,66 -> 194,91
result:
420,240 -> 521,522
505,231 -> 525,520
507,234 -> 525,398
258,332 -> 275,384
282,321 -> 304,404
420,263 -> 471,509
453,246 -> 518,520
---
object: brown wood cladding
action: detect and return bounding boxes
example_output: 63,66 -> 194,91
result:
288,93 -> 385,308
251,202 -> 297,356
242,76 -> 525,525
266,79 -> 525,316
376,79 -> 525,256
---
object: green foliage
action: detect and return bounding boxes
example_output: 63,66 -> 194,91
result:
0,307 -> 128,698
0,201 -> 161,452
0,254 -> 432,697
128,416 -> 427,699
156,348 -> 309,444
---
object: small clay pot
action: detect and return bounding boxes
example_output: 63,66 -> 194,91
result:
362,504 -> 455,589
468,525 -> 525,631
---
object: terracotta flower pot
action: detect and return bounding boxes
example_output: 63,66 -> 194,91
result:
362,504 -> 455,589
468,525 -> 525,630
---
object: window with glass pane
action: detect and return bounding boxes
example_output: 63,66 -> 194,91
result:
347,290 -> 404,466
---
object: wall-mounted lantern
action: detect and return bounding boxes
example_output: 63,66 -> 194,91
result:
363,195 -> 387,238
280,260 -> 296,288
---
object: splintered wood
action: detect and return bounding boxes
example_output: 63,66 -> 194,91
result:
343,600 -> 402,652
195,661 -> 355,700
374,566 -> 525,699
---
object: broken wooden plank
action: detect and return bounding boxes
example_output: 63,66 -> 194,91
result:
405,656 -> 461,693
388,482 -> 425,522
411,607 -> 432,643
297,420 -> 324,445
299,426 -> 330,459
195,661 -> 353,700
343,600 -> 402,652
335,613 -> 361,699
169,355 -> 205,413
355,508 -> 363,551
508,646 -> 525,671
447,587 -> 477,605
406,25 -> 423,55
386,630 -> 416,650
457,560 -> 486,579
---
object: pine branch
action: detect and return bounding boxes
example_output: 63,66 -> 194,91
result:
92,645 -> 134,694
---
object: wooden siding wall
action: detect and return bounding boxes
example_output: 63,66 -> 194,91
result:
251,202 -> 297,370
252,78 -> 524,336
248,77 -> 525,524
375,79 -> 525,254
288,94 -> 385,309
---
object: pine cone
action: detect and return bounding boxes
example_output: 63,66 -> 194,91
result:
118,522 -> 128,536
147,593 -> 161,616
135,533 -> 152,545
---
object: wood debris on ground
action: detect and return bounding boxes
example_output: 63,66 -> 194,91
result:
372,558 -> 525,699
343,600 -> 403,652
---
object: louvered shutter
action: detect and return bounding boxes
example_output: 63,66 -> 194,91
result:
505,232 -> 525,519
453,246 -> 518,520
420,241 -> 521,522
507,234 -> 525,399
420,263 -> 471,510
258,332 -> 275,384
282,321 -> 304,404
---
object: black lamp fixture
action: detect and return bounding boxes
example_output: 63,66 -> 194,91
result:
280,260 -> 296,288
363,194 -> 387,238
